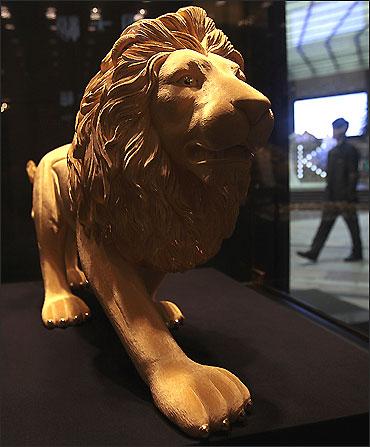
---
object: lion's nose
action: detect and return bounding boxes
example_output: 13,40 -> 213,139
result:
232,86 -> 271,125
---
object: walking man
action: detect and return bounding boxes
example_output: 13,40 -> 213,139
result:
297,117 -> 363,262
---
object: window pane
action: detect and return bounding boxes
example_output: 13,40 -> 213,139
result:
287,1 -> 369,336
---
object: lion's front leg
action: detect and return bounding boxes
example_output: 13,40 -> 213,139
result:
77,226 -> 251,439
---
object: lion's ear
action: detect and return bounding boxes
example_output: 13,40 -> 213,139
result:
229,49 -> 245,73
100,50 -> 113,73
100,33 -> 141,73
71,133 -> 85,159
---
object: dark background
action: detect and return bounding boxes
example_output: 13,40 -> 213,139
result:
1,1 -> 289,288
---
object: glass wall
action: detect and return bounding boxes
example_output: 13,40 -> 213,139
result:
2,1 -> 290,288
287,1 -> 369,335
2,0 -> 367,337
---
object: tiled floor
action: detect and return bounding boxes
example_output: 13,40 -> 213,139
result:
290,210 -> 369,330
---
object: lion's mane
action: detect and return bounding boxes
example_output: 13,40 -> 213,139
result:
68,6 -> 250,272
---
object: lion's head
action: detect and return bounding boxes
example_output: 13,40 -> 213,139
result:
68,6 -> 274,272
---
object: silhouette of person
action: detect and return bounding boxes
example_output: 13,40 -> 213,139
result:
297,117 -> 363,262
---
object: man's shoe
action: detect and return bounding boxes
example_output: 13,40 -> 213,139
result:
344,254 -> 363,262
297,251 -> 317,262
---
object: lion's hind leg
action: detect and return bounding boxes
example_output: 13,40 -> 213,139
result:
32,147 -> 91,329
143,270 -> 185,329
65,227 -> 88,290
156,300 -> 185,330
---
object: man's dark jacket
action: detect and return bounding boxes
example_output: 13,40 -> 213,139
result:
325,139 -> 359,202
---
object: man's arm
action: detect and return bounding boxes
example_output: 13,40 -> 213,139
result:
347,145 -> 359,202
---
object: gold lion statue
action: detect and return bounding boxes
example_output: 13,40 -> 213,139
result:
27,6 -> 273,439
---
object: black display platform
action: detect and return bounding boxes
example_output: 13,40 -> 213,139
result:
1,269 -> 368,446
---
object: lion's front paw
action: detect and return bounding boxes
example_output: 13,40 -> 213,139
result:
150,360 -> 251,438
156,300 -> 185,330
42,295 -> 91,329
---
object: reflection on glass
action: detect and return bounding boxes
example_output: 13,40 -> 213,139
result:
1,5 -> 11,19
46,7 -> 57,21
293,92 -> 368,138
287,0 -> 369,336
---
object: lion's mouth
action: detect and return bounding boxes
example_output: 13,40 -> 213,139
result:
190,144 -> 253,165
248,108 -> 274,147
187,107 -> 274,166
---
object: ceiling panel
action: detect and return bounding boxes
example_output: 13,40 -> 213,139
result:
286,1 -> 369,80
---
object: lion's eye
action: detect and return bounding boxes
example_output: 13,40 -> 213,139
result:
180,76 -> 195,86
235,68 -> 246,82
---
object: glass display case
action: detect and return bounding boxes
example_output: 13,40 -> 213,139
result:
1,1 -> 368,444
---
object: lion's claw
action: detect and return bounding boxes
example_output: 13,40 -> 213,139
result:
69,280 -> 89,290
45,319 -> 55,330
245,397 -> 253,413
237,408 -> 247,423
67,267 -> 88,290
221,418 -> 231,431
199,424 -> 210,438
167,316 -> 184,330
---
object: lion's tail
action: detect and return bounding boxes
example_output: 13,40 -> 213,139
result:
26,160 -> 37,184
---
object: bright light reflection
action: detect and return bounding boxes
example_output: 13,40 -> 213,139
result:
46,7 -> 57,20
90,7 -> 101,21
294,92 -> 368,138
1,6 -> 11,19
